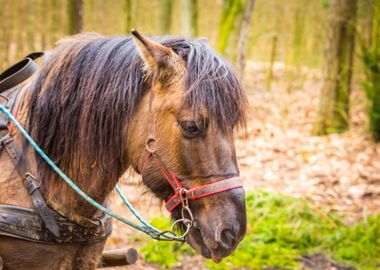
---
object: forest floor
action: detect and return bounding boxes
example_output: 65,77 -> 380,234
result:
102,62 -> 380,270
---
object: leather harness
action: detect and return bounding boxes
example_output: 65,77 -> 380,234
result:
0,54 -> 112,243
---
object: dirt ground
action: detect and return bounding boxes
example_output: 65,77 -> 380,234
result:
102,62 -> 380,269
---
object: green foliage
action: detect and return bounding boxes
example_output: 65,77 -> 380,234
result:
330,215 -> 380,268
208,191 -> 380,270
140,191 -> 380,269
217,0 -> 244,56
207,191 -> 336,270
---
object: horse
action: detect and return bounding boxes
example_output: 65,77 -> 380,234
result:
0,30 -> 248,269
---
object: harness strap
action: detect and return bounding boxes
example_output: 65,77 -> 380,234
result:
49,198 -> 100,228
0,52 -> 43,93
0,87 -> 19,133
0,134 -> 60,237
0,204 -> 112,243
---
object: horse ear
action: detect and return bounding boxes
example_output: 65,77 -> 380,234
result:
131,29 -> 176,76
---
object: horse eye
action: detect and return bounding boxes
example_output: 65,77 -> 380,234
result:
180,121 -> 198,136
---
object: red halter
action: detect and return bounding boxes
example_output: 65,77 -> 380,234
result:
137,92 -> 243,212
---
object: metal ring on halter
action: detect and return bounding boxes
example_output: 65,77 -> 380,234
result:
170,218 -> 192,238
154,219 -> 191,242
145,138 -> 156,153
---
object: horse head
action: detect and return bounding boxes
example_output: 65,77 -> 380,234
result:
127,31 -> 248,262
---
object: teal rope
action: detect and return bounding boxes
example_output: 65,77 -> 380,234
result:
0,104 -> 180,241
116,185 -> 161,234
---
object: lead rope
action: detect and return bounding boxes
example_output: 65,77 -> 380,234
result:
0,104 -> 188,242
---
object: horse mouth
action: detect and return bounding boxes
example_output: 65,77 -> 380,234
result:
187,222 -> 226,263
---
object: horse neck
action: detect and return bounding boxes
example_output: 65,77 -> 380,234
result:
44,168 -> 119,218
18,95 -> 124,219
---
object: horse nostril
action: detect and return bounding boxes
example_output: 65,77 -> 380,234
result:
219,228 -> 235,248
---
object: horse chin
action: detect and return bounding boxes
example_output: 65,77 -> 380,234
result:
187,227 -> 229,263
187,228 -> 212,260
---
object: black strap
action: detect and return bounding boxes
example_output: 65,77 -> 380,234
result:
0,52 -> 43,93
0,88 -> 19,133
0,204 -> 112,243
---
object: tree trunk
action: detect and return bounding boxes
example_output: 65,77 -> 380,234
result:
293,2 -> 306,66
236,0 -> 255,76
27,0 -> 36,52
51,0 -> 60,45
68,0 -> 83,35
2,0 -> 12,68
362,0 -> 380,141
217,0 -> 244,58
40,0 -> 48,50
15,1 -> 24,61
125,0 -> 132,33
315,0 -> 357,135
266,35 -> 278,91
97,248 -> 138,267
159,0 -> 172,34
0,2 -> 4,70
181,0 -> 199,37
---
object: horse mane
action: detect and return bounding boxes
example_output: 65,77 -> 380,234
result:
27,33 -> 248,197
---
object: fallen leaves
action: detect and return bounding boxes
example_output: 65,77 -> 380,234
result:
239,61 -> 380,223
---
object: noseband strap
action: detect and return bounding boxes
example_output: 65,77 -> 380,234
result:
137,91 -> 244,212
165,177 -> 243,212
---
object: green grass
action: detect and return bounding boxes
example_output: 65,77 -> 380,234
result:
140,190 -> 380,269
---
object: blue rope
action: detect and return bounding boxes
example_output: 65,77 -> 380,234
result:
0,104 -> 180,241
116,185 -> 161,234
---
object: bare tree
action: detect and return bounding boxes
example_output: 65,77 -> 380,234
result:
27,0 -> 36,51
361,0 -> 380,140
181,0 -> 199,37
315,0 -> 357,135
125,0 -> 132,33
217,0 -> 244,57
237,0 -> 255,76
68,0 -> 83,35
159,0 -> 172,34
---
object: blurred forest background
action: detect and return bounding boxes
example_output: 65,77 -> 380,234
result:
1,0 -> 379,269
